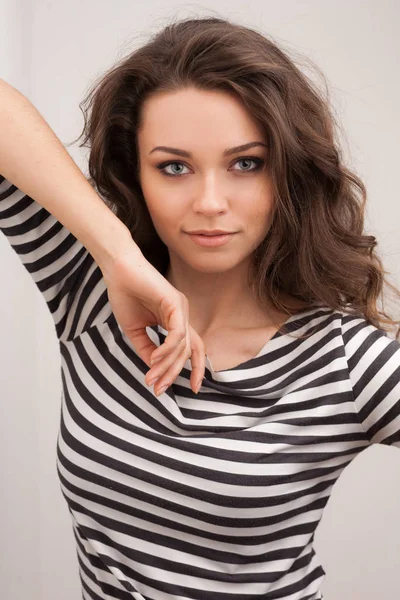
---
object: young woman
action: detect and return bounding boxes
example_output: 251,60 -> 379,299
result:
1,15 -> 399,600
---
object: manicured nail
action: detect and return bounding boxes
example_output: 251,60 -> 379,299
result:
148,376 -> 159,387
156,385 -> 168,396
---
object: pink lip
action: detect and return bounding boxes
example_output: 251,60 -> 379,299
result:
185,232 -> 236,247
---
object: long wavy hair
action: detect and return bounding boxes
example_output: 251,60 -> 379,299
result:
69,15 -> 400,340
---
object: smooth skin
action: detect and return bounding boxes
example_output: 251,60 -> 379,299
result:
102,253 -> 206,395
0,79 -> 206,396
136,87 -> 289,393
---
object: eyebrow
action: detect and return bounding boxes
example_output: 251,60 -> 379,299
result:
149,141 -> 267,158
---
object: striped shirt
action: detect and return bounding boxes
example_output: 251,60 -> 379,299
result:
1,173 -> 399,600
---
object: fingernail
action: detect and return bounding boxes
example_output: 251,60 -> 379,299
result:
148,376 -> 159,387
156,385 -> 168,396
151,357 -> 162,366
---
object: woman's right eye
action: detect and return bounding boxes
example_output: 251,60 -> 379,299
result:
156,161 -> 190,177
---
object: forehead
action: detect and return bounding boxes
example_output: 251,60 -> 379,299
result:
138,87 -> 264,147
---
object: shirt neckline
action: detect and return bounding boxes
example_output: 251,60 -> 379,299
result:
156,305 -> 322,377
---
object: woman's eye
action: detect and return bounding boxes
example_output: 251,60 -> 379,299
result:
232,158 -> 263,172
156,156 -> 264,177
158,162 -> 190,176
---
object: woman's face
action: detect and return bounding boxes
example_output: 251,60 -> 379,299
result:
137,87 -> 275,275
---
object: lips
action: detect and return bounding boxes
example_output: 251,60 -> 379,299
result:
189,234 -> 232,236
186,232 -> 236,247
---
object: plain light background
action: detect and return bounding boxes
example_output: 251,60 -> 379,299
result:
1,1 -> 399,599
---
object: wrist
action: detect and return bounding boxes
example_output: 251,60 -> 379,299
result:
83,205 -> 143,277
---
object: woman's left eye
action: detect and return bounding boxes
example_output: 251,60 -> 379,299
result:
232,157 -> 264,172
156,156 -> 264,177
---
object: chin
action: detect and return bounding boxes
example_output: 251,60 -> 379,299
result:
184,256 -> 245,274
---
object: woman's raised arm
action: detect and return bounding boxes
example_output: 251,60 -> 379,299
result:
0,79 -> 206,395
0,78 -> 135,271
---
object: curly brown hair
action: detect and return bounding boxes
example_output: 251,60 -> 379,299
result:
69,14 -> 400,340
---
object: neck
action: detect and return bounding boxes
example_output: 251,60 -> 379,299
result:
165,256 -> 279,334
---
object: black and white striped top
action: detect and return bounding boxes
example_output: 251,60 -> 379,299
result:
1,174 -> 399,600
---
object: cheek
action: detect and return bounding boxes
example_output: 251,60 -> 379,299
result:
145,191 -> 185,230
241,205 -> 275,244
246,194 -> 275,228
146,205 -> 179,242
142,191 -> 168,222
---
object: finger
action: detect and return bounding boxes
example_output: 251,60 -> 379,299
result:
150,300 -> 187,363
145,335 -> 187,386
153,343 -> 192,396
146,315 -> 191,389
189,343 -> 206,393
152,331 -> 205,395
188,326 -> 206,392
127,327 -> 160,368
183,322 -> 206,394
149,313 -> 191,389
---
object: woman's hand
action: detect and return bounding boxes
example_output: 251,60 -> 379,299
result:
101,248 -> 206,396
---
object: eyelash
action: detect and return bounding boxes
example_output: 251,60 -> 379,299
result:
155,156 -> 265,177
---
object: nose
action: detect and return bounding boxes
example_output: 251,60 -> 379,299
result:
192,175 -> 229,215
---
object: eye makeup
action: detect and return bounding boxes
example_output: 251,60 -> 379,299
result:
155,156 -> 265,177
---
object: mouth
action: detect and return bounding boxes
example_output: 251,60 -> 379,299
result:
185,231 -> 236,236
185,232 -> 237,247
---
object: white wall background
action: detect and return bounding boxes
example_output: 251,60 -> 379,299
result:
0,1 -> 399,599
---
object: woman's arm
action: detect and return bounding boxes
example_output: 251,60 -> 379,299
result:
0,78 -> 139,274
0,79 -> 206,391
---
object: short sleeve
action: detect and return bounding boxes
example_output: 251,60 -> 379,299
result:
0,175 -> 112,342
341,312 -> 400,448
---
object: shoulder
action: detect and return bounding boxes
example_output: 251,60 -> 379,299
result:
335,308 -> 398,342
301,304 -> 397,339
293,305 -> 398,347
330,309 -> 400,376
